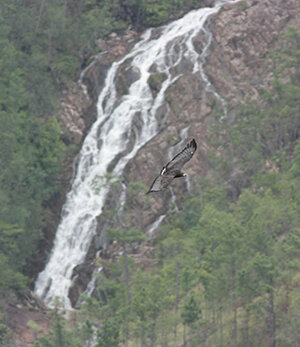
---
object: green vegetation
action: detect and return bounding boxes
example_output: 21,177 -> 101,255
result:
1,0 -> 299,343
0,2 -> 68,303
0,0 -> 199,294
0,0 -> 221,342
32,26 -> 300,346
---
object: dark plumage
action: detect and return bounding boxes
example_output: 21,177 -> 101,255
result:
146,139 -> 197,193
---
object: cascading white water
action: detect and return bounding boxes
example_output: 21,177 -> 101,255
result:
35,0 -> 240,308
147,215 -> 166,239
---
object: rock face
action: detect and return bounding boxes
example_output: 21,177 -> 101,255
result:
51,0 -> 300,306
115,0 -> 300,231
206,0 -> 300,107
59,83 -> 93,145
6,292 -> 49,347
59,30 -> 139,145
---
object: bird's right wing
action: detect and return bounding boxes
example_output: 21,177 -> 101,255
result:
147,174 -> 174,193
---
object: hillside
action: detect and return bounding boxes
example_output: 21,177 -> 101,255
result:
0,0 -> 300,346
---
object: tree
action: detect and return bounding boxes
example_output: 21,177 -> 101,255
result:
33,305 -> 81,347
96,316 -> 121,347
107,227 -> 145,313
132,273 -> 172,347
181,294 -> 201,345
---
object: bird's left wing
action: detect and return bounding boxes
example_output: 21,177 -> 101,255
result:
166,138 -> 197,172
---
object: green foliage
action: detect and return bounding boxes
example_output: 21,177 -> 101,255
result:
0,0 -> 219,313
0,317 -> 11,347
60,27 -> 300,347
107,227 -> 145,244
181,295 -> 201,326
0,113 -> 65,272
2,8 -> 298,347
210,28 -> 300,196
289,140 -> 300,177
268,25 -> 300,76
0,222 -> 27,294
0,0 -> 67,304
127,181 -> 148,196
0,254 -> 27,295
33,305 -> 81,347
96,316 -> 121,347
91,173 -> 121,194
237,1 -> 248,11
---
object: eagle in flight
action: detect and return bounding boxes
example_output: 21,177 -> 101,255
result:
147,138 -> 197,193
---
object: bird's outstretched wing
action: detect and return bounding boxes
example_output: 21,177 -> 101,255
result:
146,138 -> 197,194
166,138 -> 197,172
146,174 -> 174,193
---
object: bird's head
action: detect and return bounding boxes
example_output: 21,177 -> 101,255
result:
174,171 -> 187,178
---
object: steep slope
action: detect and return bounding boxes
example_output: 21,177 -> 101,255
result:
36,2 -> 234,308
38,0 -> 300,306
121,0 -> 300,232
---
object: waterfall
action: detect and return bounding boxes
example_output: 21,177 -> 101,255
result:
35,0 -> 240,308
147,215 -> 166,240
83,267 -> 103,297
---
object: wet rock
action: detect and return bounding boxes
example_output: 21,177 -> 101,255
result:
148,72 -> 168,96
69,263 -> 94,307
115,59 -> 141,97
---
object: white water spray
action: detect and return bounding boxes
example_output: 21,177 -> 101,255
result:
35,0 -> 240,308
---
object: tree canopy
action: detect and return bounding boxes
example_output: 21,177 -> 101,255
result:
33,26 -> 300,347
